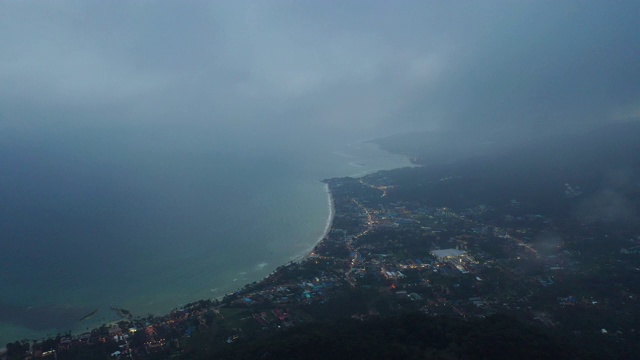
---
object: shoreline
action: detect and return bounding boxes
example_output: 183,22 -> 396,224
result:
217,181 -> 335,301
0,140 -> 410,345
290,182 -> 335,263
295,141 -> 416,263
220,142 -> 412,298
313,182 -> 335,257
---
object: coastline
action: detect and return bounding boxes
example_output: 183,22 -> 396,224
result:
312,182 -> 335,258
217,142 -> 415,300
217,181 -> 334,301
298,143 -> 417,261
0,140 -> 411,345
290,182 -> 334,263
300,142 -> 416,262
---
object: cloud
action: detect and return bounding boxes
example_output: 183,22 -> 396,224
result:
1,1 -> 638,141
576,189 -> 638,224
533,231 -> 564,257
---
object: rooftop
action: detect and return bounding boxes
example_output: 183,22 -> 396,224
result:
431,249 -> 466,259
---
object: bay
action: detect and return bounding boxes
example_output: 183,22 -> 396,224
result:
0,130 -> 413,345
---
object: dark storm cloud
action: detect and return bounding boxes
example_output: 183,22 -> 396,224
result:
426,1 -> 640,133
576,189 -> 638,224
1,1 -> 638,140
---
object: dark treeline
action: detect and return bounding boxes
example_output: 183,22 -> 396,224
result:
184,312 -> 586,360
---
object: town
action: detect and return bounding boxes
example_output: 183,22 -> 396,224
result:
4,160 -> 639,359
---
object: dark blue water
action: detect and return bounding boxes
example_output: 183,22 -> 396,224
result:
0,126 -> 413,344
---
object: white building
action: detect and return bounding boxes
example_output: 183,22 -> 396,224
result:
431,248 -> 466,261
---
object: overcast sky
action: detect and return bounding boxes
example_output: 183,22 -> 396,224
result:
1,0 -> 639,145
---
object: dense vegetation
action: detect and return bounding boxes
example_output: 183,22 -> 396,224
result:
5,122 -> 639,360
184,312 -> 580,360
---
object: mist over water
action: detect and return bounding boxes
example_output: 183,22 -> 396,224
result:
2,0 -> 636,347
0,126 -> 413,344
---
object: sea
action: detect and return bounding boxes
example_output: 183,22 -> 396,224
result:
0,127 -> 414,345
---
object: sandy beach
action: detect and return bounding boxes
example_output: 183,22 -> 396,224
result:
315,182 -> 336,254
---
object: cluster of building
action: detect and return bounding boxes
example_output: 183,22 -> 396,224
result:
2,302 -> 218,359
312,176 -> 639,332
4,174 -> 639,359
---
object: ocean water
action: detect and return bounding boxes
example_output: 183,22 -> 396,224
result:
0,130 -> 413,345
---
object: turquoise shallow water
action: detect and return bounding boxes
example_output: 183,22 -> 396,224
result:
0,133 -> 413,345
